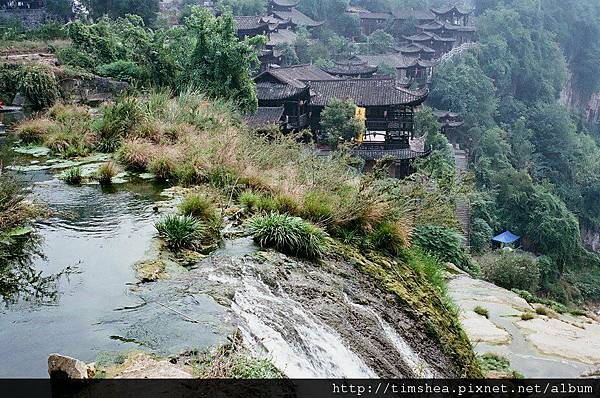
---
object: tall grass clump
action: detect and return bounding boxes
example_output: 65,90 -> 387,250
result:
155,214 -> 204,251
96,97 -> 146,152
96,162 -> 118,185
179,193 -> 222,239
367,220 -> 412,256
247,213 -> 328,259
62,167 -> 82,185
15,118 -> 59,144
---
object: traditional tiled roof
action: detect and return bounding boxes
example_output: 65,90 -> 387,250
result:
404,31 -> 456,42
258,64 -> 337,88
256,82 -> 307,100
234,16 -> 269,32
272,8 -> 324,28
356,53 -> 436,69
431,5 -> 473,16
433,109 -> 460,118
245,106 -> 285,127
267,28 -> 298,47
392,9 -> 436,21
270,0 -> 300,8
398,43 -> 436,54
443,22 -> 476,32
357,11 -> 393,20
322,59 -> 378,76
416,20 -> 444,30
306,78 -> 428,107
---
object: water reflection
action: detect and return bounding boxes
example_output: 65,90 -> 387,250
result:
0,232 -> 78,307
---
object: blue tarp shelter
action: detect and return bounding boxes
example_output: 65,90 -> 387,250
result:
492,231 -> 520,245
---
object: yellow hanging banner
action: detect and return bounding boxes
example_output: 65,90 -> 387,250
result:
355,106 -> 366,121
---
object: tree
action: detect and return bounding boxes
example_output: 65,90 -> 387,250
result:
367,29 -> 394,54
179,7 -> 264,112
276,43 -> 299,67
320,98 -> 365,148
45,0 -> 74,20
83,0 -> 160,26
217,0 -> 267,16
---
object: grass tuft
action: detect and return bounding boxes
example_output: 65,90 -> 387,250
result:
62,167 -> 83,185
520,312 -> 534,321
96,161 -> 118,185
155,214 -> 204,251
247,213 -> 328,259
474,306 -> 489,318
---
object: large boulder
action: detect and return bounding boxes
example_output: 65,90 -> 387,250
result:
48,354 -> 89,379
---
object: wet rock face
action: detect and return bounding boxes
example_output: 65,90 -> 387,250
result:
448,274 -> 600,377
48,354 -> 89,379
171,239 -> 459,378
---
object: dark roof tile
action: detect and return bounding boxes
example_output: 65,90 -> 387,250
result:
306,78 -> 428,107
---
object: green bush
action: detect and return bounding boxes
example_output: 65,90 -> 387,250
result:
239,190 -> 287,215
16,118 -> 59,144
57,47 -> 96,69
481,251 -> 540,292
17,64 -> 60,110
405,248 -> 446,294
95,61 -> 149,84
470,218 -> 493,255
247,213 -> 328,259
520,312 -> 534,321
413,225 -> 479,275
62,167 -> 82,185
155,214 -> 204,251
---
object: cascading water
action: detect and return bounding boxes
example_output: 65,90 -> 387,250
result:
232,276 -> 377,378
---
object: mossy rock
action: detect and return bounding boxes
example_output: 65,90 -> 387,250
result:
134,259 -> 167,282
331,241 -> 483,378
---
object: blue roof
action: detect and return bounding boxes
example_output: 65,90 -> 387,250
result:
492,231 -> 520,244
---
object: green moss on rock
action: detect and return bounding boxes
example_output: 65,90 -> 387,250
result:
332,241 -> 483,378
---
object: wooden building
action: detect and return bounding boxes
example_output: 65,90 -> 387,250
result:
268,0 -> 323,30
433,109 -> 464,143
431,5 -> 472,27
355,53 -> 437,87
322,59 -> 378,79
403,32 -> 455,58
254,64 -> 337,131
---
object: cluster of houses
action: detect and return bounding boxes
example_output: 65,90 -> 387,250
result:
237,1 -> 472,177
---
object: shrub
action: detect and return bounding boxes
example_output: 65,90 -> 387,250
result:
155,214 -> 204,251
481,251 -> 540,292
247,213 -> 328,259
413,225 -> 479,275
405,248 -> 446,294
17,64 -> 60,110
96,97 -> 146,152
474,306 -> 489,318
57,47 -> 95,69
470,218 -> 493,255
62,167 -> 82,185
367,221 -> 411,256
239,191 -> 283,215
520,312 -> 534,321
96,162 -> 118,185
95,61 -> 149,84
16,118 -> 58,143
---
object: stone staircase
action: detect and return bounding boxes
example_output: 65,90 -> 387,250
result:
440,42 -> 478,64
453,145 -> 471,246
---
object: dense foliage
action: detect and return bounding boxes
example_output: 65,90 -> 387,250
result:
429,0 -> 600,301
320,98 -> 365,148
59,9 -> 263,111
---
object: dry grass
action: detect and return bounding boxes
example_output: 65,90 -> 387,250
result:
16,90 -> 450,247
